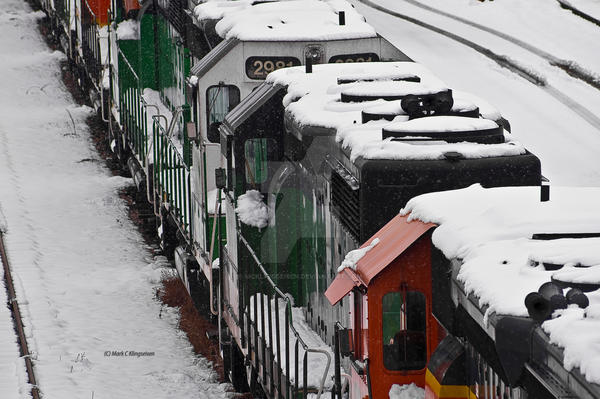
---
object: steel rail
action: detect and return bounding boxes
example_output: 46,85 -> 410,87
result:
0,232 -> 40,399
556,0 -> 600,27
356,0 -> 600,132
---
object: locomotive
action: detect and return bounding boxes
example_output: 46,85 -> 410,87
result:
32,0 -> 596,398
332,185 -> 600,399
218,61 -> 540,397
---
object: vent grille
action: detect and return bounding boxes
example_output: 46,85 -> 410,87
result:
159,0 -> 186,36
331,172 -> 360,240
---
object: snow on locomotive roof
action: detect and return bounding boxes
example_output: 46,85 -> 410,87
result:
339,80 -> 448,98
266,62 -> 525,161
364,97 -> 478,116
194,0 -> 376,41
401,184 -> 600,384
385,116 -> 498,134
193,0 -> 253,21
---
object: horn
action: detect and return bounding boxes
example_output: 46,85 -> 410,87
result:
525,282 -> 567,322
538,282 -> 568,311
566,288 -> 589,309
525,292 -> 551,322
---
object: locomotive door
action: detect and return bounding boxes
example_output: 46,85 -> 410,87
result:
266,161 -> 304,302
192,84 -> 240,270
325,217 -> 437,398
381,289 -> 427,371
368,236 -> 434,398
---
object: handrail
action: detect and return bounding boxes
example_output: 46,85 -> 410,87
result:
146,105 -> 167,130
83,0 -> 96,18
207,189 -> 221,316
144,112 -> 166,205
151,110 -> 192,239
99,18 -> 110,123
80,2 -> 101,80
81,0 -> 107,111
102,10 -> 115,124
117,46 -> 147,163
306,348 -> 332,398
239,233 -> 286,299
167,107 -> 183,139
238,230 -> 332,398
150,112 -> 168,164
154,108 -> 189,169
116,46 -> 140,83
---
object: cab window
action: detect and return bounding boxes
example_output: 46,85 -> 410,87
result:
382,291 -> 426,370
244,138 -> 273,187
206,85 -> 240,143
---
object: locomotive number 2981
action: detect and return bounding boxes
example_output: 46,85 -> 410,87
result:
329,53 -> 380,63
246,57 -> 301,79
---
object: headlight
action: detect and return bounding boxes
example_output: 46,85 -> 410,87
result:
304,45 -> 324,65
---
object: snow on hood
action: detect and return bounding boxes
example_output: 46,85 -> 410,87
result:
195,0 -> 376,41
400,184 -> 600,384
266,62 -> 522,162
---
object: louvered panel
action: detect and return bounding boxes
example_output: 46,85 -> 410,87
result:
159,0 -> 186,36
331,172 -> 360,239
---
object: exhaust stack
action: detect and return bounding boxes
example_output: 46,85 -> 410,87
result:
541,176 -> 550,202
305,57 -> 313,73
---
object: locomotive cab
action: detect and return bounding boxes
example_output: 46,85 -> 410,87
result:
326,215 -> 443,398
185,0 -> 410,291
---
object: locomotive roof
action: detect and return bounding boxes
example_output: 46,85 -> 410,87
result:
193,0 -> 377,41
266,62 -> 526,162
401,184 -> 600,385
325,214 -> 434,306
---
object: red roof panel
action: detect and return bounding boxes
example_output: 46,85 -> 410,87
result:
325,214 -> 435,305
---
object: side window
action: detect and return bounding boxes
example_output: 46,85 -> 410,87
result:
244,138 -> 273,186
382,291 -> 426,371
206,85 -> 240,143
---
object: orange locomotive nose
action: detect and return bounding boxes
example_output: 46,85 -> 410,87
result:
84,0 -> 111,26
85,0 -> 140,26
123,0 -> 142,16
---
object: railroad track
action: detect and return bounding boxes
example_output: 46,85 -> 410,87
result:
356,0 -> 600,133
0,230 -> 40,399
556,0 -> 600,27
396,0 -> 600,91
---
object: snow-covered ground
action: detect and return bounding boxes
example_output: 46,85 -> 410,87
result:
352,0 -> 600,186
0,1 -> 230,398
